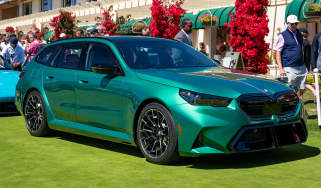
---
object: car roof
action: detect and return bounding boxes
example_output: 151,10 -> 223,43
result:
106,36 -> 175,43
47,36 -> 178,45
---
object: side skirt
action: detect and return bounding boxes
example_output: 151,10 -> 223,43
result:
48,120 -> 135,146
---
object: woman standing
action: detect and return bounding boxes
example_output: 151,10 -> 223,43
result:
26,33 -> 41,63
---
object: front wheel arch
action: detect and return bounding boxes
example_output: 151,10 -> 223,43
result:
133,99 -> 171,145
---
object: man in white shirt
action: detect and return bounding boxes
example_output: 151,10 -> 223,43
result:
2,37 -> 25,70
0,34 -> 10,52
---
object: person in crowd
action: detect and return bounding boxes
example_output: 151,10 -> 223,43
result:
26,33 -> 41,63
300,28 -> 311,71
199,42 -> 208,56
274,15 -> 307,99
1,37 -> 24,70
59,33 -> 67,40
39,34 -> 47,46
42,27 -> 49,36
298,28 -> 317,102
76,28 -> 85,38
174,19 -> 193,46
142,26 -> 151,37
17,31 -> 24,40
88,28 -> 99,37
0,33 -> 10,52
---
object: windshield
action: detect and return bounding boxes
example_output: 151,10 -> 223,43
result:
115,40 -> 217,69
0,56 -> 12,70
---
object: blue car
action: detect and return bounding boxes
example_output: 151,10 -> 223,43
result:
0,55 -> 20,115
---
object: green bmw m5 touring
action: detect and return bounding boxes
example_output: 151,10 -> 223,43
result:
15,37 -> 308,164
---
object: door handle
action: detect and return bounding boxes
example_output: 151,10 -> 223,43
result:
46,76 -> 54,79
79,80 -> 88,84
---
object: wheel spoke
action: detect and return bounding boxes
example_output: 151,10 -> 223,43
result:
139,108 -> 170,159
140,128 -> 153,133
25,95 -> 44,133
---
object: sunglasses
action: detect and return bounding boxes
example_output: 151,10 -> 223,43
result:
290,23 -> 298,26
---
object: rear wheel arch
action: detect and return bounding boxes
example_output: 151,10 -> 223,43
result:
23,88 -> 41,113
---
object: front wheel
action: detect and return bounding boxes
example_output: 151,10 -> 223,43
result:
137,103 -> 180,164
24,91 -> 50,137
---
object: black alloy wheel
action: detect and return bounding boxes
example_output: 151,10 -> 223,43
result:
137,103 -> 179,164
24,91 -> 50,136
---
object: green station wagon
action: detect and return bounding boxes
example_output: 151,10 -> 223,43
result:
15,37 -> 308,164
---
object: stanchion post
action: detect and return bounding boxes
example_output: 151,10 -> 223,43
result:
313,68 -> 321,129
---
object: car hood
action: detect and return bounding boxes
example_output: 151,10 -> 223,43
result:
0,70 -> 20,102
134,67 -> 291,98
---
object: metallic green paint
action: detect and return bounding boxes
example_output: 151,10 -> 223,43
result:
16,37 -> 307,157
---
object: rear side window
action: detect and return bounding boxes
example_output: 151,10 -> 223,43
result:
56,43 -> 88,70
36,45 -> 59,66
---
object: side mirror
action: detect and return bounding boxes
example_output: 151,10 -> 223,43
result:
92,65 -> 120,75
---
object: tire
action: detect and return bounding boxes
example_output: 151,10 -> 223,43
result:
137,103 -> 180,164
24,90 -> 50,137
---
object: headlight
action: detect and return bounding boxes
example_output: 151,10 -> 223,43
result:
179,89 -> 232,107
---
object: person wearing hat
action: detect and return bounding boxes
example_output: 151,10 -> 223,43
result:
1,37 -> 25,70
88,28 -> 99,37
274,15 -> 307,99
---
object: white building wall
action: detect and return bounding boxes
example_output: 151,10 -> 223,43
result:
18,1 -> 23,16
53,0 -> 62,9
32,0 -> 41,13
267,5 -> 287,49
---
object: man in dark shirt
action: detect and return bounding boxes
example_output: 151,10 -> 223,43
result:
311,29 -> 321,72
300,28 -> 311,71
174,19 -> 193,46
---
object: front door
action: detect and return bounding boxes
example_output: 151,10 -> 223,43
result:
75,42 -> 127,131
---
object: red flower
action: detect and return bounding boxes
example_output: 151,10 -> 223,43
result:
226,0 -> 270,74
96,7 -> 117,34
150,0 -> 185,39
49,10 -> 75,40
5,26 -> 15,33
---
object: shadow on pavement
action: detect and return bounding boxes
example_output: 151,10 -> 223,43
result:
178,144 -> 320,169
308,115 -> 317,119
304,100 -> 315,105
53,131 -> 143,158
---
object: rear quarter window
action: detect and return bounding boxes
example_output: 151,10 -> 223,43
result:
36,45 -> 59,66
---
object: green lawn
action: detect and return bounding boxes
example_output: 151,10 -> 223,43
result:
1,92 -> 321,188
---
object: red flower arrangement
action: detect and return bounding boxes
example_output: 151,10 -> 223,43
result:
49,10 -> 76,40
96,6 -> 117,34
150,0 -> 185,38
226,0 -> 270,74
199,14 -> 219,25
28,24 -> 43,38
5,26 -> 15,33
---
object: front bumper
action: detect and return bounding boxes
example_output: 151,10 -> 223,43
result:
228,120 -> 307,152
169,100 -> 307,157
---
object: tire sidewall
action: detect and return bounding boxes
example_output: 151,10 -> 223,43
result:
24,91 -> 49,137
137,102 -> 178,164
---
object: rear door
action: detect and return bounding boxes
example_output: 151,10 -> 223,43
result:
42,42 -> 88,122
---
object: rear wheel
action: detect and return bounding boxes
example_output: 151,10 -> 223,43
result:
137,103 -> 180,164
24,91 -> 50,136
